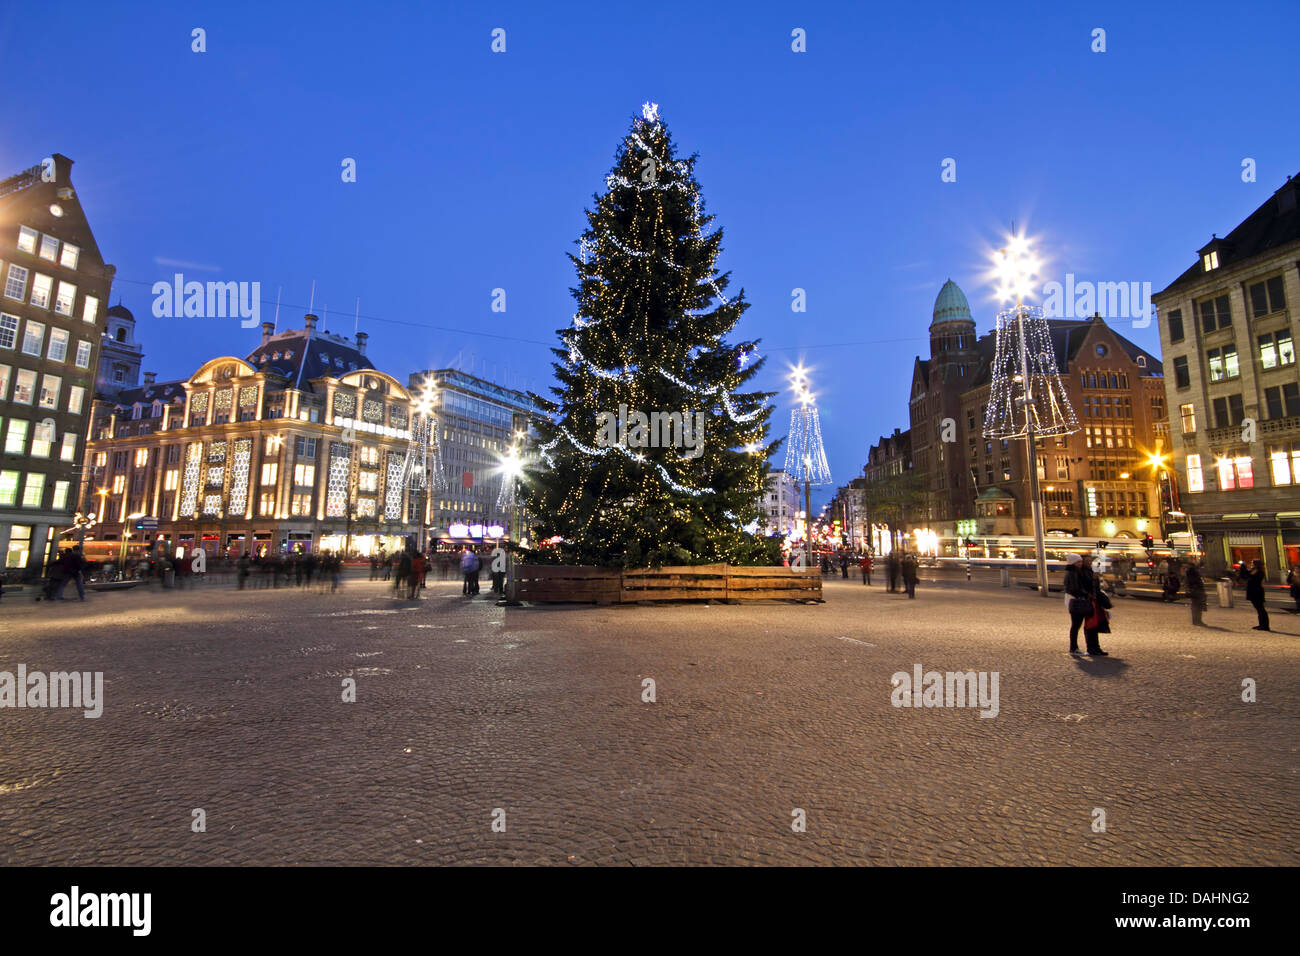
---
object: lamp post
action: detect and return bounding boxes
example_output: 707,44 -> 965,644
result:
992,235 -> 1050,596
496,444 -> 524,605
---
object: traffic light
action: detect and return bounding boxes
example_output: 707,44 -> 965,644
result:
1141,534 -> 1154,551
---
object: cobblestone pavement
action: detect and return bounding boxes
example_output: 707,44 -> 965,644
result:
0,573 -> 1295,865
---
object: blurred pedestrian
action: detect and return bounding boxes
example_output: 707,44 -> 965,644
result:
408,549 -> 425,599
886,552 -> 899,593
901,551 -> 918,598
460,547 -> 480,595
839,553 -> 849,579
1242,559 -> 1270,631
1184,559 -> 1207,627
859,553 -> 872,585
1287,564 -> 1300,614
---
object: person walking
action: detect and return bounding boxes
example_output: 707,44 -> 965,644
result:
408,549 -> 425,600
901,551 -> 918,598
839,553 -> 849,579
1242,559 -> 1270,631
460,547 -> 479,595
859,553 -> 872,585
1287,564 -> 1300,614
1185,559 -> 1207,627
395,550 -> 412,594
886,552 -> 899,593
237,553 -> 251,590
1063,552 -> 1108,656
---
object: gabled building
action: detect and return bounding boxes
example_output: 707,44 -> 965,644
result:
1,154 -> 115,578
1152,174 -> 1300,579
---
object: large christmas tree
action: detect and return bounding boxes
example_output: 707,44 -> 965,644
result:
527,103 -> 778,568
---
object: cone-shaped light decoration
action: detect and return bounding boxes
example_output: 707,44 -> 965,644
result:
783,367 -> 832,485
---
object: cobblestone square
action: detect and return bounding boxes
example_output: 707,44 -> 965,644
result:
0,573 -> 1295,865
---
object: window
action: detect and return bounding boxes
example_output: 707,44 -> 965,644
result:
52,480 -> 70,510
22,473 -> 44,507
1178,403 -> 1195,434
47,327 -> 69,362
21,320 -> 44,355
60,243 -> 79,270
38,374 -> 60,409
17,226 -> 38,254
294,437 -> 317,458
0,363 -> 7,400
1211,393 -> 1244,427
73,339 -> 91,368
1264,383 -> 1300,419
1186,454 -> 1203,492
67,385 -> 84,415
82,295 -> 98,324
4,419 -> 28,454
4,264 -> 29,300
60,433 -> 76,462
1218,456 -> 1254,491
0,313 -> 17,349
1167,309 -> 1184,343
1202,250 -> 1219,271
1268,443 -> 1300,485
0,472 -> 18,507
1247,276 -> 1286,317
29,422 -> 51,457
54,281 -> 76,316
1173,356 -> 1190,388
112,474 -> 125,494
38,234 -> 58,262
261,462 -> 278,485
13,369 -> 35,404
30,273 -> 52,309
1207,346 -> 1238,381
259,492 -> 276,516
293,463 -> 315,486
290,492 -> 312,516
134,448 -> 149,467
1197,294 -> 1231,332
1258,332 -> 1295,370
359,471 -> 378,492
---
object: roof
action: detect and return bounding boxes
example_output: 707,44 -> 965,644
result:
966,316 -> 1162,388
111,380 -> 187,407
106,303 -> 134,322
245,330 -> 372,391
977,486 -> 1015,499
1158,174 -> 1300,296
931,278 -> 974,327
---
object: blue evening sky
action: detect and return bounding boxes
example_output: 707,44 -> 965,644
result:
5,0 -> 1297,510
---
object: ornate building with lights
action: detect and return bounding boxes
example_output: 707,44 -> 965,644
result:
79,313 -> 428,561
901,281 -> 1167,549
1152,174 -> 1300,580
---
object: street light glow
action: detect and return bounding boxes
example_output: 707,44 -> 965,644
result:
989,230 -> 1042,304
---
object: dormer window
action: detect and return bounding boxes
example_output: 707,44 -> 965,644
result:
1136,355 -> 1147,368
1202,250 -> 1219,271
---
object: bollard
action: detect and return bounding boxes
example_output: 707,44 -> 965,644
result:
1000,567 -> 1011,588
1216,579 -> 1233,608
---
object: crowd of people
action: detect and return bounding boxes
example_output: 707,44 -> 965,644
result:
367,544 -> 507,600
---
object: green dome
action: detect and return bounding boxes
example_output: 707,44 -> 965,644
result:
931,279 -> 973,326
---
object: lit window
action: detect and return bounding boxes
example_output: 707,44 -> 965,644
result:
52,480 -> 70,510
1180,404 -> 1196,434
47,327 -> 69,362
112,474 -> 125,494
21,320 -> 44,355
135,448 -> 149,467
30,273 -> 52,309
17,226 -> 38,254
4,264 -> 29,300
1202,250 -> 1219,271
60,243 -> 79,270
54,281 -> 76,316
82,295 -> 98,323
5,419 -> 29,454
12,369 -> 35,404
67,385 -> 85,415
1234,456 -> 1254,490
164,469 -> 179,491
38,374 -> 61,409
22,473 -> 44,507
261,462 -> 278,485
38,234 -> 58,262
0,473 -> 18,508
60,433 -> 76,462
1187,454 -> 1203,492
0,364 -> 8,400
75,340 -> 91,368
293,463 -> 315,486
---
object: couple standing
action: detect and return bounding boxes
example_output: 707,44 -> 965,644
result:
1063,553 -> 1109,657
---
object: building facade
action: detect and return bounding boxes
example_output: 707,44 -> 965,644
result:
1152,174 -> 1300,580
80,314 -> 426,561
410,368 -> 538,542
901,282 -> 1167,548
97,302 -> 144,400
756,469 -> 801,537
1,154 -> 115,577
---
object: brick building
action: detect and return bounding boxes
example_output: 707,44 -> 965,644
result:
1152,174 -> 1300,580
0,154 -> 115,578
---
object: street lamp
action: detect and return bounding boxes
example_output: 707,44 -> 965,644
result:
990,232 -> 1050,596
496,444 -> 524,605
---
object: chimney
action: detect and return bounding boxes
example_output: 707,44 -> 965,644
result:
355,331 -> 368,355
51,153 -> 74,186
303,313 -> 318,335
143,372 -> 157,385
261,321 -> 274,345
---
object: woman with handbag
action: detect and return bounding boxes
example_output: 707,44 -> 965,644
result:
1063,553 -> 1109,656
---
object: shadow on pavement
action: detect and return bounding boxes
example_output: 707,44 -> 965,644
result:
1073,656 -> 1129,677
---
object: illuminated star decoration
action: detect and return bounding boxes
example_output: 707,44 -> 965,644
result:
641,101 -> 660,123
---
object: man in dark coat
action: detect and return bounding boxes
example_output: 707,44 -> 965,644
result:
901,552 -> 918,598
1241,559 -> 1270,631
1184,559 -> 1207,626
886,552 -> 899,593
1063,553 -> 1107,656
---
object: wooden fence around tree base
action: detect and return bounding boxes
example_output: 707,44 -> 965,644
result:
515,563 -> 823,604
